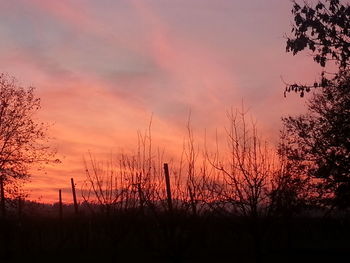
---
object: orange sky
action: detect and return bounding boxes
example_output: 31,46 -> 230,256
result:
0,0 -> 322,203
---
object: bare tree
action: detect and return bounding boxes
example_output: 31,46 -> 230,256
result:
202,107 -> 294,262
81,119 -> 165,215
0,73 -> 57,215
206,108 -> 277,218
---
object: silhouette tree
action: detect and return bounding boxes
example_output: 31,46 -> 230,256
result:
285,0 -> 350,96
282,72 -> 350,209
270,132 -> 310,217
283,1 -> 350,209
0,74 -> 56,214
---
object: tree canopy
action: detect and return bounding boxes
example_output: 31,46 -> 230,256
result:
0,74 -> 56,182
282,72 -> 350,208
285,0 -> 350,96
283,0 -> 350,209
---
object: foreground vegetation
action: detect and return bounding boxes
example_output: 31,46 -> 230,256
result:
1,203 -> 350,263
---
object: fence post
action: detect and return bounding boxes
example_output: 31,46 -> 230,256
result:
163,163 -> 173,212
18,196 -> 22,219
0,175 -> 5,217
59,189 -> 63,221
71,178 -> 78,214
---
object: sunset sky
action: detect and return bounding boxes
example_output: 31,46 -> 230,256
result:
0,0 -> 321,203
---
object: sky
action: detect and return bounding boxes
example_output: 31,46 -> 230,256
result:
0,0 -> 321,203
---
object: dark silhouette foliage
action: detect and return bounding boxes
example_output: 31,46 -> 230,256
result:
282,70 -> 350,209
0,74 -> 57,212
282,0 -> 350,210
1,200 -> 350,263
285,0 -> 350,96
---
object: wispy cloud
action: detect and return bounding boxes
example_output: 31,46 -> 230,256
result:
0,0 -> 321,202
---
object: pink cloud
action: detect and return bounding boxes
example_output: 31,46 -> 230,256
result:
0,0 -> 324,203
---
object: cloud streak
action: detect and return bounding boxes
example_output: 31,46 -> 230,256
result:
0,0 -> 321,202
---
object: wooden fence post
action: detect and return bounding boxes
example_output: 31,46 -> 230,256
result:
163,163 -> 173,212
18,196 -> 22,219
0,175 -> 5,217
59,189 -> 63,221
71,178 -> 78,214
